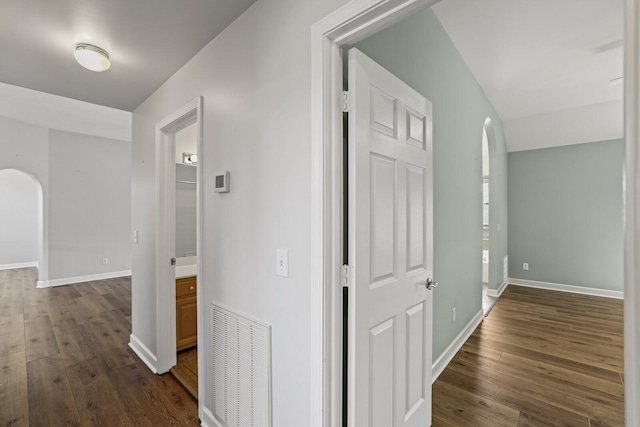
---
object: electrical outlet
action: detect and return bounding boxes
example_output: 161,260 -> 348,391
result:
276,249 -> 288,277
452,306 -> 456,322
102,258 -> 109,265
523,262 -> 529,271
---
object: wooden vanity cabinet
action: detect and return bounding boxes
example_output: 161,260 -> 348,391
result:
176,276 -> 197,351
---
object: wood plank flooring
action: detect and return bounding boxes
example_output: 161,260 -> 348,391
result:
433,285 -> 624,427
170,347 -> 198,400
1,268 -> 624,426
0,268 -> 199,427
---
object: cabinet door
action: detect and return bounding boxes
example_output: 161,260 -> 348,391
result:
176,295 -> 197,350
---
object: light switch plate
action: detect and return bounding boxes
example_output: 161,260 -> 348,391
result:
276,249 -> 288,277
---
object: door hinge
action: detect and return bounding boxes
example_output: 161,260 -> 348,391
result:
342,91 -> 352,113
342,264 -> 350,287
171,258 -> 176,266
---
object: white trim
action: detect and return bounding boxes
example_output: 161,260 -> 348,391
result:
509,278 -> 624,300
200,407 -> 218,427
311,2 -> 440,425
195,99 -> 205,417
625,0 -> 640,424
0,261 -> 38,271
431,309 -> 483,382
154,96 -> 204,421
36,270 -> 131,288
128,333 -> 158,374
486,280 -> 508,298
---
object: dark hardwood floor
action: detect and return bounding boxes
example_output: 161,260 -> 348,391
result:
1,268 -> 624,426
0,268 -> 199,427
433,285 -> 624,427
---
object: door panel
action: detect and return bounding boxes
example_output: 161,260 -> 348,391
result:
348,48 -> 433,427
406,165 -> 426,273
370,154 -> 397,285
405,302 -> 425,417
369,318 -> 396,427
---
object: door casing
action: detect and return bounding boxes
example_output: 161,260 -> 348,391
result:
310,2 -> 439,426
154,96 -> 204,418
310,1 -> 640,426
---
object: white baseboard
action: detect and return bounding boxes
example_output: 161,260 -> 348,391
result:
0,261 -> 38,271
200,407 -> 222,427
432,309 -> 484,382
36,270 -> 132,288
128,334 -> 158,374
508,278 -> 624,299
486,280 -> 508,297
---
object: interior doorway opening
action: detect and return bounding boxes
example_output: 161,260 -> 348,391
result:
481,119 -> 498,316
154,97 -> 204,413
0,168 -> 45,284
170,122 -> 199,398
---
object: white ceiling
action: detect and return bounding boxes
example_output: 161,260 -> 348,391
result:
0,0 -> 257,112
433,0 -> 624,150
0,0 -> 624,150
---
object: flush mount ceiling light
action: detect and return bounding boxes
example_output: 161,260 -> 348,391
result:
74,43 -> 111,72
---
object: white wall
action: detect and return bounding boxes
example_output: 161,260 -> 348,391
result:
0,115 -> 50,280
0,81 -> 131,142
174,123 -> 197,164
175,164 -> 197,257
48,130 -> 131,280
0,112 -> 132,285
0,169 -> 39,267
130,0 -> 347,425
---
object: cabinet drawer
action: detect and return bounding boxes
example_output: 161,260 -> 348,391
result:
176,276 -> 197,297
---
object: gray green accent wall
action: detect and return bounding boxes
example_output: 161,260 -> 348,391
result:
353,8 -> 509,360
508,139 -> 624,291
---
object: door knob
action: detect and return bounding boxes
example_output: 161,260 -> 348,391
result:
420,278 -> 438,290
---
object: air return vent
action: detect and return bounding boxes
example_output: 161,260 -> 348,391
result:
211,303 -> 272,427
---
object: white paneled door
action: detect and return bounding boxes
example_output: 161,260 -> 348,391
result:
347,48 -> 434,427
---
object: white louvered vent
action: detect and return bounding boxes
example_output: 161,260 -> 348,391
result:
211,303 -> 272,427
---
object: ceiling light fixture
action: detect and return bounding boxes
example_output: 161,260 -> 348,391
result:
74,43 -> 111,72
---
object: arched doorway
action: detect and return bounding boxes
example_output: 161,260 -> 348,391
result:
0,169 -> 45,285
482,118 -> 498,315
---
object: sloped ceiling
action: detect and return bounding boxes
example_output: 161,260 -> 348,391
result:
433,0 -> 623,151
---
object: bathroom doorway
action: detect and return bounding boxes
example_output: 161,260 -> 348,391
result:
171,122 -> 199,398
154,97 -> 203,409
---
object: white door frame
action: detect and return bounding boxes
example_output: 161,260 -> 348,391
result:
154,97 -> 205,410
625,1 -> 640,426
311,1 -> 639,426
310,2 -> 438,425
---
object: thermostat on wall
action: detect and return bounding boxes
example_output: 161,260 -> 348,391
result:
215,171 -> 230,193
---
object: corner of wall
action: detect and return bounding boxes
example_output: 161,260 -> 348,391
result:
432,309 -> 483,382
128,333 -> 158,374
